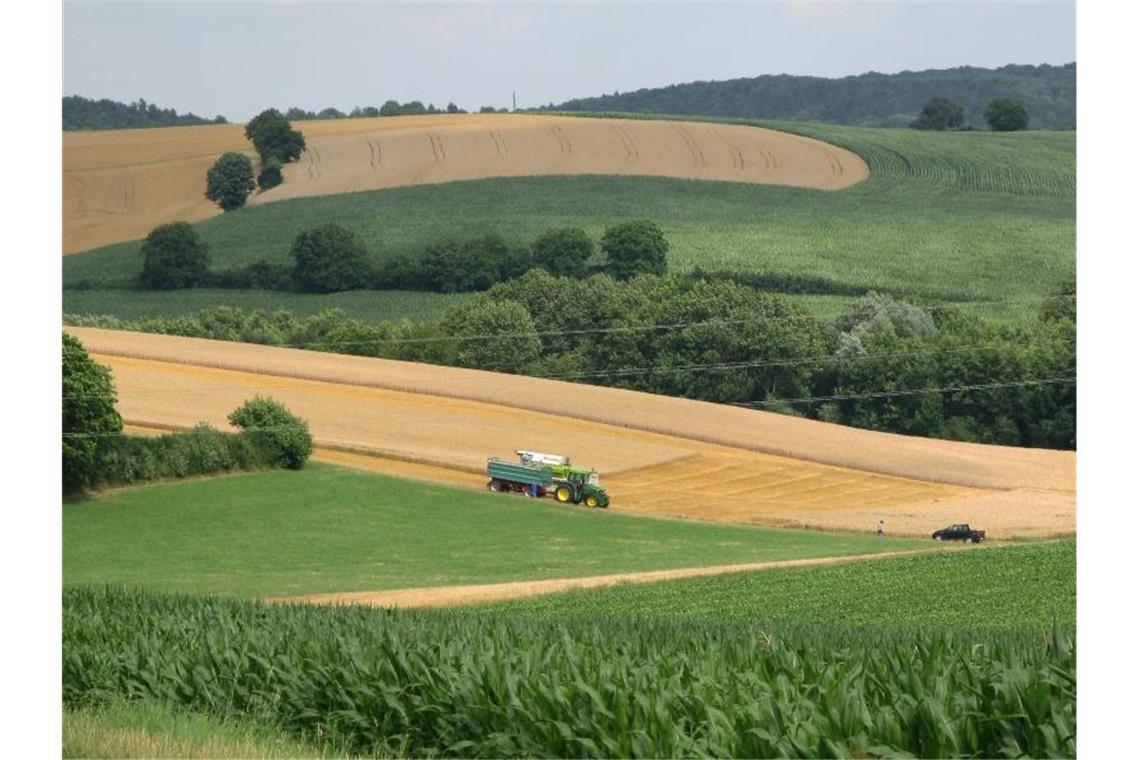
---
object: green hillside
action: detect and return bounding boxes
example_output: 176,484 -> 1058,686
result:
64,122 -> 1073,320
545,63 -> 1076,128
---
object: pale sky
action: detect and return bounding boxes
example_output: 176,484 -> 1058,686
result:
64,1 -> 1075,122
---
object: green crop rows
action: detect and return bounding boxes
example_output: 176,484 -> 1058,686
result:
485,539 -> 1076,631
64,586 -> 1075,758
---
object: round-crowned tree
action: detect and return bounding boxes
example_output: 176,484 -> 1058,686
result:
985,98 -> 1030,131
440,298 -> 541,372
228,396 -> 312,470
290,223 -> 372,293
63,332 -> 123,490
205,152 -> 255,211
912,96 -> 965,130
600,220 -> 669,280
139,222 -> 211,289
532,227 -> 594,277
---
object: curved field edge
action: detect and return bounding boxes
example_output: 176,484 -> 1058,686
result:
63,132 -> 1074,308
63,114 -> 867,255
545,111 -> 1075,197
63,464 -> 930,598
480,538 -> 1076,631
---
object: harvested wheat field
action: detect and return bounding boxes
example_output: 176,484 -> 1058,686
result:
62,114 -> 867,254
70,328 -> 1074,538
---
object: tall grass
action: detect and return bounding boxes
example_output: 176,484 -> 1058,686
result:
65,587 -> 1075,758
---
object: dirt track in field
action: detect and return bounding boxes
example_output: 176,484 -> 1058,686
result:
62,114 -> 867,253
271,547 -> 972,609
70,328 -> 1075,538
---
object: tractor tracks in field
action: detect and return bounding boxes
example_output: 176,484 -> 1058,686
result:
487,129 -> 509,159
269,547 -> 972,610
366,138 -> 383,171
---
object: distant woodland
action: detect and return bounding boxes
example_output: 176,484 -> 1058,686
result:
63,96 -> 226,131
542,63 -> 1075,129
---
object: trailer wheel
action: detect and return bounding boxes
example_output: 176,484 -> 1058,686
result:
555,485 -> 573,503
584,494 -> 600,508
488,479 -> 503,492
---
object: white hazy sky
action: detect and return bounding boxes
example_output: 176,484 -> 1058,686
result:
63,1 -> 1075,121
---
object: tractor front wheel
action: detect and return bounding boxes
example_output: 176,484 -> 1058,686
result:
584,494 -> 600,508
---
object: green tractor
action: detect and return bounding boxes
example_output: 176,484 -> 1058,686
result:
485,450 -> 610,508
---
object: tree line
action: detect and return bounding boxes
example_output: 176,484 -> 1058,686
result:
67,274 -> 1076,451
63,96 -> 226,130
542,63 -> 1075,129
134,220 -> 670,293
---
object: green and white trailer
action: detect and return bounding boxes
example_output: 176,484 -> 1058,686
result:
486,452 -> 610,508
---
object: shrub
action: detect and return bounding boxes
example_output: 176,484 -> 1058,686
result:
532,227 -> 594,277
290,224 -> 373,293
139,222 -> 211,290
63,333 -> 123,490
600,220 -> 669,280
211,260 -> 293,291
257,158 -> 283,191
227,397 -> 312,470
205,152 -> 255,211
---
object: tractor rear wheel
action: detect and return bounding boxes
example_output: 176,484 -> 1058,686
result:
555,485 -> 573,503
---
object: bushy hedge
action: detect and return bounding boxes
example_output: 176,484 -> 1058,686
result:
65,278 -> 1076,449
91,424 -> 276,487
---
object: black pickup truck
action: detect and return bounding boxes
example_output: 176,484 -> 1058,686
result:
932,524 -> 986,543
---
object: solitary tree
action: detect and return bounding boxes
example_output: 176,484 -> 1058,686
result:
912,96 -> 965,130
532,227 -> 594,277
985,98 -> 1030,131
291,223 -> 372,293
63,333 -> 123,490
139,222 -> 211,289
228,396 -> 312,470
600,220 -> 669,280
205,152 -> 255,211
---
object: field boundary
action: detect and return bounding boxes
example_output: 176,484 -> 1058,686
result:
91,344 -> 1039,491
269,546 -> 977,609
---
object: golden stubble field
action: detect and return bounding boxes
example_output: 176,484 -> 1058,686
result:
62,113 -> 868,254
71,328 -> 1074,539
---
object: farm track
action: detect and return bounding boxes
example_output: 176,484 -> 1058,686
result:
71,328 -> 1074,538
62,114 -> 868,254
270,546 -> 977,609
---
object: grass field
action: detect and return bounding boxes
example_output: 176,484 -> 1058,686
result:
63,288 -> 471,323
64,699 -> 337,759
63,122 -> 1073,322
63,464 -> 926,597
482,538 -> 1075,630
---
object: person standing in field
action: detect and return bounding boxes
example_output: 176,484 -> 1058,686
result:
877,519 -> 885,537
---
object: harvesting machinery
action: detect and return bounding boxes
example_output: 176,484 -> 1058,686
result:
486,450 -> 610,508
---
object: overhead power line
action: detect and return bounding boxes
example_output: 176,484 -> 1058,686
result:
59,334 -> 1076,401
62,294 -> 1074,350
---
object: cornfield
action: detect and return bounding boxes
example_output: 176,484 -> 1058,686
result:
64,587 -> 1075,758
